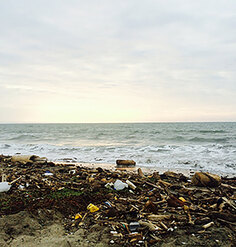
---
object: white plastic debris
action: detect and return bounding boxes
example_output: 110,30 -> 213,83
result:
69,170 -> 76,174
0,182 -> 11,192
44,171 -> 53,176
18,185 -> 25,190
2,174 -> 7,182
114,179 -> 128,191
105,182 -> 114,189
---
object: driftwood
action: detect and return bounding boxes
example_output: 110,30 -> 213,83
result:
116,160 -> 136,167
11,155 -> 47,164
0,154 -> 235,246
192,172 -> 221,187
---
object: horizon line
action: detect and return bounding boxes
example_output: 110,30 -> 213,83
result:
0,121 -> 235,124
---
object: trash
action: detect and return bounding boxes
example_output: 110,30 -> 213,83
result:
0,182 -> 11,192
87,203 -> 99,213
179,197 -> 186,202
44,171 -> 53,176
129,222 -> 140,232
1,174 -> 7,182
113,179 -> 128,191
192,172 -> 221,187
126,180 -> 136,190
0,154 -> 235,246
104,201 -> 112,208
104,182 -> 114,189
18,185 -> 25,190
75,213 -> 82,220
116,160 -> 136,167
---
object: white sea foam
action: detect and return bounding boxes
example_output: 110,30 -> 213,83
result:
0,123 -> 235,175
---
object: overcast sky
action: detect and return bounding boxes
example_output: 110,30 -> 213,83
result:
0,0 -> 235,123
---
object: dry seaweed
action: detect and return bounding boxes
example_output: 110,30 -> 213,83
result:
0,154 -> 235,246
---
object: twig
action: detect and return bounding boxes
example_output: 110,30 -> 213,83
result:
9,176 -> 22,185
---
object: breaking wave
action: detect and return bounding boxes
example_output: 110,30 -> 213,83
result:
0,122 -> 236,175
9,134 -> 39,141
198,130 -> 226,134
189,137 -> 229,143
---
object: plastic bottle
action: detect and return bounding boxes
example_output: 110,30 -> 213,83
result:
0,182 -> 11,192
114,179 -> 128,191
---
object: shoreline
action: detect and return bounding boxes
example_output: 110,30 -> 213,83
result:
55,161 -> 235,178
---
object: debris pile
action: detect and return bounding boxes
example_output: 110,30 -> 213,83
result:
0,155 -> 235,246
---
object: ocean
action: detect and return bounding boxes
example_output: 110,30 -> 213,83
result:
0,122 -> 235,175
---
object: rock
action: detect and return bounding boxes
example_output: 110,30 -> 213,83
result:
116,160 -> 136,167
192,172 -> 221,187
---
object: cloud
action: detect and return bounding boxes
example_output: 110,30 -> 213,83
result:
0,0 -> 235,122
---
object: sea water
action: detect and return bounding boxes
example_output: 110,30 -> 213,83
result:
0,122 -> 235,175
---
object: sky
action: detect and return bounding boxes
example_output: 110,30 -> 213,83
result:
0,0 -> 235,123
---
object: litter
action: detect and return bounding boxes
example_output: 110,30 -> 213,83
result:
0,182 -> 11,192
87,203 -> 99,213
113,179 -> 128,191
0,154 -> 235,246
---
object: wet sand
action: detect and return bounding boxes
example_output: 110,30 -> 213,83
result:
56,162 -> 234,178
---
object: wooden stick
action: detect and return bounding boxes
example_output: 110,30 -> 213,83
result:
9,176 -> 22,185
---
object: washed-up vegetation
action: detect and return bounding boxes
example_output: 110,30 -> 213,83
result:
0,155 -> 235,246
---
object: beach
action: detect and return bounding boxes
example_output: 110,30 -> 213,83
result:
0,155 -> 235,246
1,0 -> 236,245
